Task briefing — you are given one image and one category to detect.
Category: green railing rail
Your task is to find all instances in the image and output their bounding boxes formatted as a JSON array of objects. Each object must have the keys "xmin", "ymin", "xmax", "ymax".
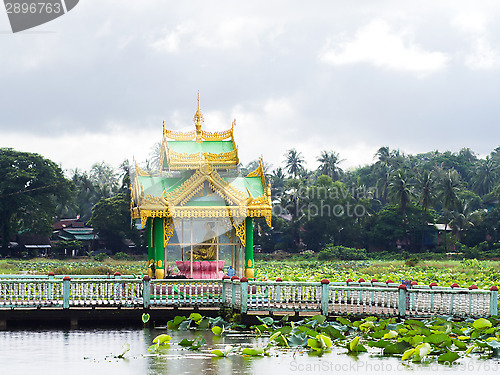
[{"xmin": 0, "ymin": 276, "xmax": 497, "ymax": 318}]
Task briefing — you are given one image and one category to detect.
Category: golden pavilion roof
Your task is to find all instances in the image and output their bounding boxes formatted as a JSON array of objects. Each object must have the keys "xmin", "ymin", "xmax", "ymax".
[{"xmin": 130, "ymin": 98, "xmax": 272, "ymax": 230}]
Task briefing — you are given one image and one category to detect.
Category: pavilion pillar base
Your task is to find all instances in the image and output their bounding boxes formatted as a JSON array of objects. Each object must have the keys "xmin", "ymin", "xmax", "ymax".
[{"xmin": 155, "ymin": 269, "xmax": 165, "ymax": 279}]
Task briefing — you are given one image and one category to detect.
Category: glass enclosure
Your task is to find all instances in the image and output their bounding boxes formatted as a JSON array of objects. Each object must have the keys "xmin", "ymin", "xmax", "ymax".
[{"xmin": 165, "ymin": 218, "xmax": 244, "ymax": 278}]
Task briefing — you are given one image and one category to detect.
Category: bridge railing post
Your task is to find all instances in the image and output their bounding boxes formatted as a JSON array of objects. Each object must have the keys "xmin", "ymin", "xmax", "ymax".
[
  {"xmin": 114, "ymin": 272, "xmax": 121, "ymax": 304},
  {"xmin": 221, "ymin": 276, "xmax": 230, "ymax": 305},
  {"xmin": 48, "ymin": 272, "xmax": 55, "ymax": 301},
  {"xmin": 398, "ymin": 284, "xmax": 407, "ymax": 317},
  {"xmin": 231, "ymin": 276, "xmax": 239, "ymax": 310},
  {"xmin": 63, "ymin": 276, "xmax": 71, "ymax": 309},
  {"xmin": 240, "ymin": 277, "xmax": 248, "ymax": 313},
  {"xmin": 143, "ymin": 276, "xmax": 151, "ymax": 309},
  {"xmin": 320, "ymin": 279, "xmax": 330, "ymax": 315},
  {"xmin": 275, "ymin": 278, "xmax": 283, "ymax": 307},
  {"xmin": 490, "ymin": 286, "xmax": 498, "ymax": 316}
]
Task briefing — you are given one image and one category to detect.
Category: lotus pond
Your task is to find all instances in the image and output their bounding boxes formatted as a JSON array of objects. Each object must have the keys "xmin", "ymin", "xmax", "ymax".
[{"xmin": 2, "ymin": 313, "xmax": 500, "ymax": 375}]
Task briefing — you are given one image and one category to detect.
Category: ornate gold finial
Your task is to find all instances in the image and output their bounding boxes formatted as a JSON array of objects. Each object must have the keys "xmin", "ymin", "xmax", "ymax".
[
  {"xmin": 194, "ymin": 92, "xmax": 204, "ymax": 143},
  {"xmin": 162, "ymin": 120, "xmax": 165, "ymax": 135}
]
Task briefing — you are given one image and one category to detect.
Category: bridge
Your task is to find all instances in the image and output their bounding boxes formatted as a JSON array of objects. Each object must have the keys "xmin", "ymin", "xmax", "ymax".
[{"xmin": 0, "ymin": 274, "xmax": 497, "ymax": 327}]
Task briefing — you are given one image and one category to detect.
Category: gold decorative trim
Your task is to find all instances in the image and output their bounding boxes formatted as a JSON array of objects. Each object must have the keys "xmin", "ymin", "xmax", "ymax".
[
  {"xmin": 163, "ymin": 216, "xmax": 175, "ymax": 248},
  {"xmin": 164, "ymin": 129, "xmax": 196, "ymax": 141},
  {"xmin": 201, "ymin": 129, "xmax": 232, "ymax": 141},
  {"xmin": 231, "ymin": 218, "xmax": 246, "ymax": 247},
  {"xmin": 134, "ymin": 159, "xmax": 150, "ymax": 176},
  {"xmin": 165, "ymin": 148, "xmax": 239, "ymax": 169},
  {"xmin": 246, "ymin": 156, "xmax": 267, "ymax": 193}
]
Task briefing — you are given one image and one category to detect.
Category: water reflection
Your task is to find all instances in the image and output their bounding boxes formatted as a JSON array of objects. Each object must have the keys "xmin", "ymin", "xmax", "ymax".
[{"xmin": 0, "ymin": 328, "xmax": 498, "ymax": 375}]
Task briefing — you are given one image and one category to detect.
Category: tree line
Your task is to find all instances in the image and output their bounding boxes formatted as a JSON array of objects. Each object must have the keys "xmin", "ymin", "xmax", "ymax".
[
  {"xmin": 256, "ymin": 146, "xmax": 500, "ymax": 256},
  {"xmin": 2, "ymin": 144, "xmax": 500, "ymax": 257}
]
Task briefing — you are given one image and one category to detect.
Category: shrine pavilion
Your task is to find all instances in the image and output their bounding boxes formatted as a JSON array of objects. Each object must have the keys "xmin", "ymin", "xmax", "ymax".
[{"xmin": 130, "ymin": 98, "xmax": 272, "ymax": 279}]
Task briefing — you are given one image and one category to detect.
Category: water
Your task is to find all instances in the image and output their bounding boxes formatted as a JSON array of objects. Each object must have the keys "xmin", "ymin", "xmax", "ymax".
[{"xmin": 0, "ymin": 328, "xmax": 499, "ymax": 375}]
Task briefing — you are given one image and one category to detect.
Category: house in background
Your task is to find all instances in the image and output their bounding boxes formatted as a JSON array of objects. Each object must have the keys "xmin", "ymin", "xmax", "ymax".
[{"xmin": 52, "ymin": 218, "xmax": 98, "ymax": 255}]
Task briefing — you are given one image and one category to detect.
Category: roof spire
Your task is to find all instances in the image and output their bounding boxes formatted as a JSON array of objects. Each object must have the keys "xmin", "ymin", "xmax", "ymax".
[{"xmin": 194, "ymin": 92, "xmax": 204, "ymax": 143}]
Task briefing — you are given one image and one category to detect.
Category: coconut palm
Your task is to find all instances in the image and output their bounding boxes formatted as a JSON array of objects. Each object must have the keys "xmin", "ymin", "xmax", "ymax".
[
  {"xmin": 416, "ymin": 170, "xmax": 435, "ymax": 250},
  {"xmin": 284, "ymin": 149, "xmax": 305, "ymax": 179},
  {"xmin": 472, "ymin": 156, "xmax": 498, "ymax": 196},
  {"xmin": 388, "ymin": 169, "xmax": 414, "ymax": 250},
  {"xmin": 437, "ymin": 169, "xmax": 462, "ymax": 251},
  {"xmin": 438, "ymin": 169, "xmax": 461, "ymax": 212},
  {"xmin": 374, "ymin": 146, "xmax": 391, "ymax": 165},
  {"xmin": 148, "ymin": 142, "xmax": 162, "ymax": 171},
  {"xmin": 90, "ymin": 161, "xmax": 119, "ymax": 199},
  {"xmin": 449, "ymin": 198, "xmax": 480, "ymax": 243},
  {"xmin": 317, "ymin": 150, "xmax": 344, "ymax": 181}
]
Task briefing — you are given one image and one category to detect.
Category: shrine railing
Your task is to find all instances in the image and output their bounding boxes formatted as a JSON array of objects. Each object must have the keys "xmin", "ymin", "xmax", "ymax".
[{"xmin": 0, "ymin": 276, "xmax": 497, "ymax": 318}]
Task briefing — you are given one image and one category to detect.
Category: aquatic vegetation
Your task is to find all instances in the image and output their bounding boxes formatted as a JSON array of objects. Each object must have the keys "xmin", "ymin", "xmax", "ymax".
[
  {"xmin": 254, "ymin": 259, "xmax": 500, "ymax": 289},
  {"xmin": 211, "ymin": 345, "xmax": 236, "ymax": 357},
  {"xmin": 144, "ymin": 312, "xmax": 500, "ymax": 365},
  {"xmin": 179, "ymin": 335, "xmax": 206, "ymax": 350},
  {"xmin": 149, "ymin": 334, "xmax": 171, "ymax": 353}
]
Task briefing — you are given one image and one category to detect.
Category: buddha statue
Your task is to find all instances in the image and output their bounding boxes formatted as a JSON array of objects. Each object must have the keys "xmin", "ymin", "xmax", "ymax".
[{"xmin": 186, "ymin": 222, "xmax": 217, "ymax": 260}]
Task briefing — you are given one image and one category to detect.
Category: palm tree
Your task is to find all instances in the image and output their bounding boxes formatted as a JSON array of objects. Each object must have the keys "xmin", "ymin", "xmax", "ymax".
[
  {"xmin": 148, "ymin": 142, "xmax": 162, "ymax": 171},
  {"xmin": 317, "ymin": 150, "xmax": 344, "ymax": 181},
  {"xmin": 472, "ymin": 156, "xmax": 498, "ymax": 196},
  {"xmin": 374, "ymin": 146, "xmax": 391, "ymax": 165},
  {"xmin": 388, "ymin": 169, "xmax": 414, "ymax": 250},
  {"xmin": 449, "ymin": 198, "xmax": 479, "ymax": 243},
  {"xmin": 438, "ymin": 169, "xmax": 461, "ymax": 212},
  {"xmin": 388, "ymin": 170, "xmax": 414, "ymax": 213},
  {"xmin": 90, "ymin": 162, "xmax": 119, "ymax": 199},
  {"xmin": 417, "ymin": 170, "xmax": 435, "ymax": 250},
  {"xmin": 271, "ymin": 167, "xmax": 285, "ymax": 199},
  {"xmin": 437, "ymin": 169, "xmax": 461, "ymax": 251},
  {"xmin": 284, "ymin": 149, "xmax": 305, "ymax": 179}
]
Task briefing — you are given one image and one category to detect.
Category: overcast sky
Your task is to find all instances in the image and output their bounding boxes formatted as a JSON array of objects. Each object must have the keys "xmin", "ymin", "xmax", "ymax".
[{"xmin": 2, "ymin": 0, "xmax": 500, "ymax": 176}]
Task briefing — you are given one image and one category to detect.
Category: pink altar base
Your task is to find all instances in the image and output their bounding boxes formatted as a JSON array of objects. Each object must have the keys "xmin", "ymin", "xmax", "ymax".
[{"xmin": 175, "ymin": 260, "xmax": 225, "ymax": 279}]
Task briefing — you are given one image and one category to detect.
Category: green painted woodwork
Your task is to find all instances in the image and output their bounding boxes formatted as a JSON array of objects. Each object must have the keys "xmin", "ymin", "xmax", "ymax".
[
  {"xmin": 153, "ymin": 218, "xmax": 165, "ymax": 278},
  {"xmin": 138, "ymin": 175, "xmax": 266, "ymax": 205},
  {"xmin": 245, "ymin": 217, "xmax": 254, "ymax": 278},
  {"xmin": 147, "ymin": 218, "xmax": 154, "ymax": 277},
  {"xmin": 225, "ymin": 176, "xmax": 266, "ymax": 197}
]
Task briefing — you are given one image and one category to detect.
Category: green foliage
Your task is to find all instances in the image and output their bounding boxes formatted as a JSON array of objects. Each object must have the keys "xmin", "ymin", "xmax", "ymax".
[
  {"xmin": 148, "ymin": 334, "xmax": 171, "ymax": 353},
  {"xmin": 211, "ymin": 345, "xmax": 235, "ymax": 357},
  {"xmin": 93, "ymin": 253, "xmax": 108, "ymax": 262},
  {"xmin": 51, "ymin": 240, "xmax": 84, "ymax": 258},
  {"xmin": 0, "ymin": 148, "xmax": 72, "ymax": 256},
  {"xmin": 115, "ymin": 343, "xmax": 131, "ymax": 359},
  {"xmin": 89, "ymin": 192, "xmax": 138, "ymax": 252},
  {"xmin": 113, "ymin": 252, "xmax": 132, "ymax": 261},
  {"xmin": 178, "ymin": 335, "xmax": 206, "ymax": 350},
  {"xmin": 318, "ymin": 245, "xmax": 367, "ymax": 261},
  {"xmin": 405, "ymin": 256, "xmax": 420, "ymax": 267}
]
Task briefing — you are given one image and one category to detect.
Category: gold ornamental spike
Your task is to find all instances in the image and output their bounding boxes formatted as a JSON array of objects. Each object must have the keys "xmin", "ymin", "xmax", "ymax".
[{"xmin": 194, "ymin": 92, "xmax": 204, "ymax": 143}]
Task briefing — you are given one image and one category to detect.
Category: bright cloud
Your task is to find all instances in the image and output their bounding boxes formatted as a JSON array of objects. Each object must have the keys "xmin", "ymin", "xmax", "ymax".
[
  {"xmin": 318, "ymin": 20, "xmax": 449, "ymax": 77},
  {"xmin": 465, "ymin": 37, "xmax": 500, "ymax": 70}
]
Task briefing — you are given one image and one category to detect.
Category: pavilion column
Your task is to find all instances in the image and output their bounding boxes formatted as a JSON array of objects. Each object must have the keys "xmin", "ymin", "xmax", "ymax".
[
  {"xmin": 153, "ymin": 217, "xmax": 165, "ymax": 279},
  {"xmin": 147, "ymin": 218, "xmax": 155, "ymax": 278},
  {"xmin": 244, "ymin": 217, "xmax": 254, "ymax": 279}
]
